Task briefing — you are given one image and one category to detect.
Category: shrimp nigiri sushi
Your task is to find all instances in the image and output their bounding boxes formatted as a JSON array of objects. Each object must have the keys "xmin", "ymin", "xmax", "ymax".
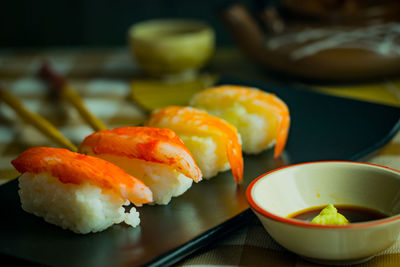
[
  {"xmin": 190, "ymin": 85, "xmax": 290, "ymax": 157},
  {"xmin": 11, "ymin": 147, "xmax": 152, "ymax": 234},
  {"xmin": 147, "ymin": 106, "xmax": 243, "ymax": 184},
  {"xmin": 79, "ymin": 127, "xmax": 202, "ymax": 205}
]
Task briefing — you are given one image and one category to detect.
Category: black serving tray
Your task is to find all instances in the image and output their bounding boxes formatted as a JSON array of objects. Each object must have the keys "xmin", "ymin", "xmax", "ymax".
[{"xmin": 1, "ymin": 78, "xmax": 399, "ymax": 267}]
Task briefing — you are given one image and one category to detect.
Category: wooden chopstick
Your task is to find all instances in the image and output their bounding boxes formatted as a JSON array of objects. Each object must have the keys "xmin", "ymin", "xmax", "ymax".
[
  {"xmin": 39, "ymin": 61, "xmax": 108, "ymax": 131},
  {"xmin": 0, "ymin": 86, "xmax": 78, "ymax": 152}
]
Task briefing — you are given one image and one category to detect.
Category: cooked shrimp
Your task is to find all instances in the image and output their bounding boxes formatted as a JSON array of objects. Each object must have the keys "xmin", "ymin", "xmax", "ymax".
[
  {"xmin": 147, "ymin": 106, "xmax": 243, "ymax": 184},
  {"xmin": 11, "ymin": 147, "xmax": 152, "ymax": 206},
  {"xmin": 79, "ymin": 127, "xmax": 202, "ymax": 204},
  {"xmin": 190, "ymin": 85, "xmax": 290, "ymax": 157}
]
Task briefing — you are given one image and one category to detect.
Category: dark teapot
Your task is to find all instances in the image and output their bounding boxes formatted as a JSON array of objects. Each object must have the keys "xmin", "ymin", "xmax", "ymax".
[{"xmin": 220, "ymin": 1, "xmax": 400, "ymax": 81}]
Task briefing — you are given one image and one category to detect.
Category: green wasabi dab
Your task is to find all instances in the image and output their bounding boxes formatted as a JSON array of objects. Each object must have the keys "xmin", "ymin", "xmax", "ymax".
[{"xmin": 311, "ymin": 204, "xmax": 349, "ymax": 225}]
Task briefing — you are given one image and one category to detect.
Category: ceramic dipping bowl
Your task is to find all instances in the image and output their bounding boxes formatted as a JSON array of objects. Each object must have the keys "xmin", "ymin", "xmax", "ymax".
[
  {"xmin": 128, "ymin": 19, "xmax": 215, "ymax": 78},
  {"xmin": 246, "ymin": 161, "xmax": 400, "ymax": 265}
]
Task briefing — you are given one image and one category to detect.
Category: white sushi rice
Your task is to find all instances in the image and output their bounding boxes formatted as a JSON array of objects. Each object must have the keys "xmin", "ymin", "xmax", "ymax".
[
  {"xmin": 18, "ymin": 172, "xmax": 140, "ymax": 234},
  {"xmin": 208, "ymin": 106, "xmax": 272, "ymax": 154},
  {"xmin": 233, "ymin": 113, "xmax": 270, "ymax": 154},
  {"xmin": 88, "ymin": 154, "xmax": 193, "ymax": 205},
  {"xmin": 180, "ymin": 135, "xmax": 230, "ymax": 179}
]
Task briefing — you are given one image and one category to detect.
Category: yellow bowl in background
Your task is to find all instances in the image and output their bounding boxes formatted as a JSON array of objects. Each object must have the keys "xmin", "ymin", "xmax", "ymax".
[{"xmin": 128, "ymin": 19, "xmax": 215, "ymax": 77}]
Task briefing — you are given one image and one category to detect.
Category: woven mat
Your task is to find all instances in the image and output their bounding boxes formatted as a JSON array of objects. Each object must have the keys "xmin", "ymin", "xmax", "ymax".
[
  {"xmin": 1, "ymin": 48, "xmax": 400, "ymax": 267},
  {"xmin": 0, "ymin": 48, "xmax": 148, "ymax": 181}
]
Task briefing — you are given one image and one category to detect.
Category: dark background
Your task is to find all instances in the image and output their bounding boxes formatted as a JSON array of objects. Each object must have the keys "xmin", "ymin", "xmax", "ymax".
[{"xmin": 0, "ymin": 0, "xmax": 259, "ymax": 48}]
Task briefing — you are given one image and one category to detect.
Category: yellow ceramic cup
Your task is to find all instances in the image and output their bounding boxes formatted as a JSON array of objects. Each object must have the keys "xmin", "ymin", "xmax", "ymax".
[{"xmin": 128, "ymin": 19, "xmax": 215, "ymax": 78}]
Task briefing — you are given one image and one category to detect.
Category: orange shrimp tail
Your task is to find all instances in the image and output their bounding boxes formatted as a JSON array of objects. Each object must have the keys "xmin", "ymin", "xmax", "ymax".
[
  {"xmin": 274, "ymin": 114, "xmax": 290, "ymax": 158},
  {"xmin": 202, "ymin": 112, "xmax": 244, "ymax": 184},
  {"xmin": 226, "ymin": 141, "xmax": 244, "ymax": 184},
  {"xmin": 11, "ymin": 147, "xmax": 153, "ymax": 205},
  {"xmin": 272, "ymin": 97, "xmax": 290, "ymax": 158}
]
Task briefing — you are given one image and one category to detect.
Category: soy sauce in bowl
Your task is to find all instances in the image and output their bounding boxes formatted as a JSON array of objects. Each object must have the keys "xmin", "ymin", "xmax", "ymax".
[{"xmin": 288, "ymin": 205, "xmax": 389, "ymax": 223}]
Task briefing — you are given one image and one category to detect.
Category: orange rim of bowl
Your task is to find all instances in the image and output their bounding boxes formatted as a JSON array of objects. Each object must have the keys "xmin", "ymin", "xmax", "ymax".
[{"xmin": 246, "ymin": 160, "xmax": 400, "ymax": 229}]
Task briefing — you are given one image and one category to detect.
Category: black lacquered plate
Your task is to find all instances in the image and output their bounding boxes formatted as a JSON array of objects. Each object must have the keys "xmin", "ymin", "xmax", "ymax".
[{"xmin": 1, "ymin": 78, "xmax": 399, "ymax": 267}]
